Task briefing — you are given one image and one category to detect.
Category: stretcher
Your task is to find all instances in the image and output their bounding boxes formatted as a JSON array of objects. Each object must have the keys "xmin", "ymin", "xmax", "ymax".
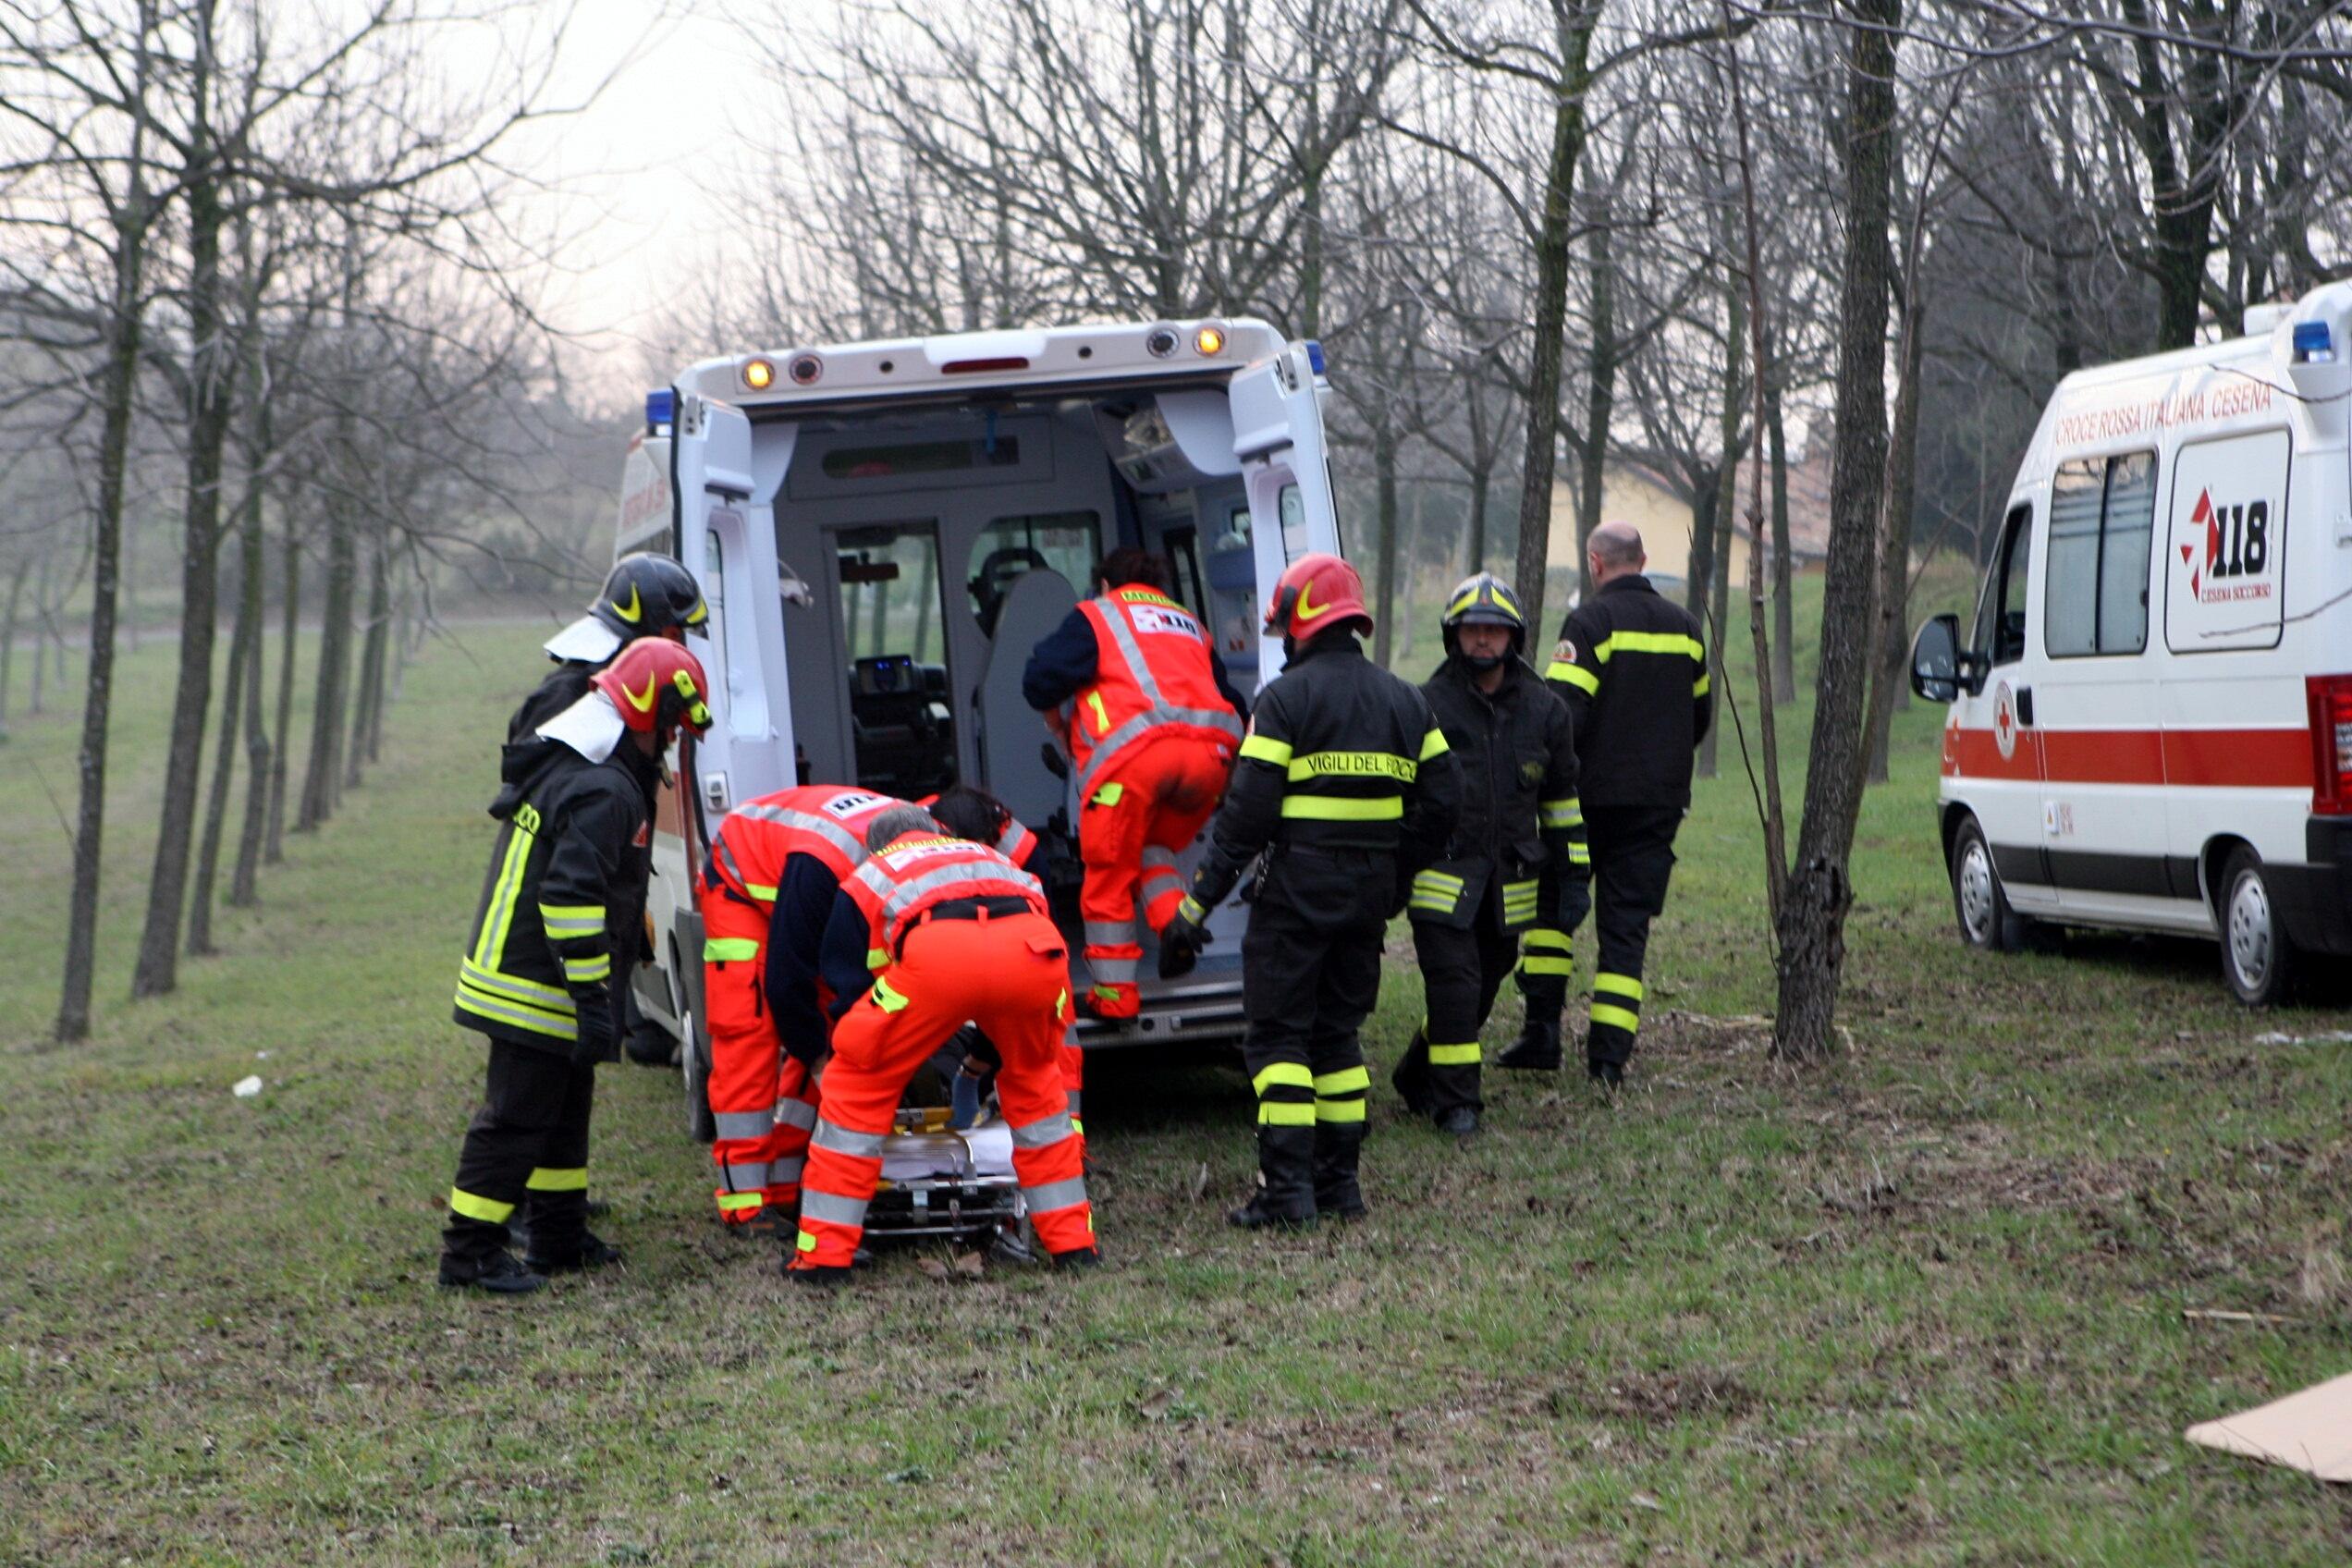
[{"xmin": 862, "ymin": 1104, "xmax": 1035, "ymax": 1256}]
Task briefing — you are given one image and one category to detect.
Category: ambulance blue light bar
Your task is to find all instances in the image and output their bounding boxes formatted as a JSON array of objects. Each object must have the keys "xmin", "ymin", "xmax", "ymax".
[
  {"xmin": 2292, "ymin": 321, "xmax": 2334, "ymax": 363},
  {"xmin": 645, "ymin": 388, "xmax": 676, "ymax": 429},
  {"xmin": 1305, "ymin": 340, "xmax": 1327, "ymax": 376}
]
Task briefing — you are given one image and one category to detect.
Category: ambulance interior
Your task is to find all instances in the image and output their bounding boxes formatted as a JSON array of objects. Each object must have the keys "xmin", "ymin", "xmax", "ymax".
[{"xmin": 755, "ymin": 386, "xmax": 1268, "ymax": 991}]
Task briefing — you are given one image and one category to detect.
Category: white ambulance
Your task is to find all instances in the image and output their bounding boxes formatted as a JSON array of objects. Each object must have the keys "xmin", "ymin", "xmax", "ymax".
[
  {"xmin": 610, "ymin": 321, "xmax": 1341, "ymax": 1133},
  {"xmin": 1911, "ymin": 280, "xmax": 2352, "ymax": 1004}
]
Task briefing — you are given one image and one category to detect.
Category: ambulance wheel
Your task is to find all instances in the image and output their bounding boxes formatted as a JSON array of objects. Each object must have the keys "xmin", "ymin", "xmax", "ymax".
[
  {"xmin": 1951, "ymin": 816, "xmax": 2029, "ymax": 953},
  {"xmin": 2219, "ymin": 849, "xmax": 2296, "ymax": 1007},
  {"xmin": 680, "ymin": 1002, "xmax": 717, "ymax": 1145}
]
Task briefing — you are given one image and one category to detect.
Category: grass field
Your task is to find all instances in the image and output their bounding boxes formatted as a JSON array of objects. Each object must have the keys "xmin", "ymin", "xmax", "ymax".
[{"xmin": 3, "ymin": 579, "xmax": 2350, "ymax": 1566}]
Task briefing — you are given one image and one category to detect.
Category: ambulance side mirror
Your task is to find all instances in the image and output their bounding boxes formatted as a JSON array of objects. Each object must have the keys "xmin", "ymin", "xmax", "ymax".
[{"xmin": 1910, "ymin": 615, "xmax": 1963, "ymax": 704}]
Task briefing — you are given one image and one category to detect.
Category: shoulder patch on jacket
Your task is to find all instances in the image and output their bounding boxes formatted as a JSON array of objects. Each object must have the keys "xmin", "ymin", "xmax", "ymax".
[{"xmin": 1554, "ymin": 638, "xmax": 1576, "ymax": 665}]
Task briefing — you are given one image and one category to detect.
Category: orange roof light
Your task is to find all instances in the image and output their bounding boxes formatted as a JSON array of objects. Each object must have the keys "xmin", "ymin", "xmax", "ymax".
[
  {"xmin": 743, "ymin": 358, "xmax": 776, "ymax": 391},
  {"xmin": 1194, "ymin": 325, "xmax": 1226, "ymax": 356}
]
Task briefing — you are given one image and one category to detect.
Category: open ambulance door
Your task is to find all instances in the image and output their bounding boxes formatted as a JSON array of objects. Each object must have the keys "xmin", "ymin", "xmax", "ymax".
[{"xmin": 1228, "ymin": 340, "xmax": 1342, "ymax": 690}]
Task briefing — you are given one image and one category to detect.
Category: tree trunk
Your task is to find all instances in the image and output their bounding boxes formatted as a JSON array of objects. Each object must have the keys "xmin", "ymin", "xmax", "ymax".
[
  {"xmin": 1465, "ymin": 467, "xmax": 1490, "ymax": 576},
  {"xmin": 229, "ymin": 325, "xmax": 275, "ymax": 907},
  {"xmin": 1372, "ymin": 427, "xmax": 1401, "ymax": 669},
  {"xmin": 264, "ymin": 515, "xmax": 300, "ymax": 864},
  {"xmin": 347, "ymin": 528, "xmax": 389, "ymax": 786},
  {"xmin": 58, "ymin": 185, "xmax": 153, "ymax": 1044},
  {"xmin": 187, "ymin": 525, "xmax": 256, "ymax": 957},
  {"xmin": 1772, "ymin": 0, "xmax": 1899, "ymax": 1064},
  {"xmin": 1768, "ymin": 371, "xmax": 1795, "ymax": 704},
  {"xmin": 1867, "ymin": 298, "xmax": 1929, "ymax": 785},
  {"xmin": 0, "ymin": 557, "xmax": 27, "ymax": 737},
  {"xmin": 1699, "ymin": 270, "xmax": 1746, "ymax": 781},
  {"xmin": 131, "ymin": 77, "xmax": 232, "ymax": 1000},
  {"xmin": 1508, "ymin": 17, "xmax": 1599, "ymax": 644},
  {"xmin": 1684, "ymin": 480, "xmax": 1719, "ymax": 619},
  {"xmin": 29, "ymin": 556, "xmax": 51, "ymax": 716},
  {"xmin": 297, "ymin": 489, "xmax": 356, "ymax": 830},
  {"xmin": 1575, "ymin": 208, "xmax": 1616, "ymax": 605}
]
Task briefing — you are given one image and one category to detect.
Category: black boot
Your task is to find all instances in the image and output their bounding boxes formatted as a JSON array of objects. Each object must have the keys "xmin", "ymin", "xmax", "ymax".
[
  {"xmin": 1497, "ymin": 1017, "xmax": 1562, "ymax": 1072},
  {"xmin": 1390, "ymin": 1030, "xmax": 1434, "ymax": 1116},
  {"xmin": 437, "ymin": 1249, "xmax": 546, "ymax": 1294},
  {"xmin": 524, "ymin": 1229, "xmax": 622, "ymax": 1275},
  {"xmin": 1312, "ymin": 1122, "xmax": 1368, "ymax": 1221},
  {"xmin": 1228, "ymin": 1125, "xmax": 1317, "ymax": 1230}
]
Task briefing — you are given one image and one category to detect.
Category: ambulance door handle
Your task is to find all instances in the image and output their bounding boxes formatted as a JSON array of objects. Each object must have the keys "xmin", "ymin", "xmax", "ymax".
[{"xmin": 2015, "ymin": 687, "xmax": 2035, "ymax": 727}]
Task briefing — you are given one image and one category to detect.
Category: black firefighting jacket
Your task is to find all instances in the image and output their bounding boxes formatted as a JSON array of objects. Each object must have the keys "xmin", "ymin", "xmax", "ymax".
[
  {"xmin": 1187, "ymin": 631, "xmax": 1461, "ymax": 911},
  {"xmin": 451, "ymin": 725, "xmax": 658, "ymax": 1057},
  {"xmin": 506, "ymin": 661, "xmax": 595, "ymax": 743},
  {"xmin": 1408, "ymin": 655, "xmax": 1586, "ymax": 932},
  {"xmin": 1543, "ymin": 574, "xmax": 1712, "ymax": 809}
]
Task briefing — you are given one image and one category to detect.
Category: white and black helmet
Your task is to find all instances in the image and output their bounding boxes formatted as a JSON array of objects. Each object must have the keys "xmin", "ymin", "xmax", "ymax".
[{"xmin": 1440, "ymin": 571, "xmax": 1526, "ymax": 658}]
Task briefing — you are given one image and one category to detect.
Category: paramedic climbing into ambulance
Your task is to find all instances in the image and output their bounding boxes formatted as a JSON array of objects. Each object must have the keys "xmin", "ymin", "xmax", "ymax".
[
  {"xmin": 1159, "ymin": 552, "xmax": 1458, "ymax": 1228},
  {"xmin": 1397, "ymin": 573, "xmax": 1585, "ymax": 1137},
  {"xmin": 1503, "ymin": 521, "xmax": 1709, "ymax": 1086},
  {"xmin": 790, "ymin": 806, "xmax": 1096, "ymax": 1284},
  {"xmin": 1022, "ymin": 546, "xmax": 1247, "ymax": 1018},
  {"xmin": 438, "ymin": 638, "xmax": 713, "ymax": 1294}
]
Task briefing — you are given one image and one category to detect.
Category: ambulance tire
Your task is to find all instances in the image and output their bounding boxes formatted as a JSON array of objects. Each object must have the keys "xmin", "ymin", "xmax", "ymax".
[
  {"xmin": 2218, "ymin": 848, "xmax": 2297, "ymax": 1008},
  {"xmin": 1950, "ymin": 816, "xmax": 2031, "ymax": 954}
]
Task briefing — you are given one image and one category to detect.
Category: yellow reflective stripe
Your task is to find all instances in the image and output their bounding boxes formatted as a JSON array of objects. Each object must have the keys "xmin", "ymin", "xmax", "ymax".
[
  {"xmin": 474, "ymin": 821, "xmax": 534, "ymax": 965},
  {"xmin": 1538, "ymin": 798, "xmax": 1583, "ymax": 827},
  {"xmin": 1280, "ymin": 795, "xmax": 1403, "ymax": 821},
  {"xmin": 1547, "ymin": 661, "xmax": 1601, "ymax": 695},
  {"xmin": 562, "ymin": 954, "xmax": 611, "ymax": 984},
  {"xmin": 872, "ymin": 974, "xmax": 909, "ymax": 1013},
  {"xmin": 1285, "ymin": 751, "xmax": 1415, "ymax": 782},
  {"xmin": 1407, "ymin": 898, "xmax": 1457, "ymax": 913},
  {"xmin": 1594, "ymin": 973, "xmax": 1645, "ymax": 1001},
  {"xmin": 1413, "ymin": 870, "xmax": 1464, "ymax": 891},
  {"xmin": 1567, "ymin": 845, "xmax": 1591, "ymax": 864},
  {"xmin": 1427, "ymin": 1041, "xmax": 1481, "ymax": 1066},
  {"xmin": 1257, "ymin": 1102, "xmax": 1317, "ymax": 1126},
  {"xmin": 1252, "ymin": 1061, "xmax": 1313, "ymax": 1096},
  {"xmin": 1693, "ymin": 671, "xmax": 1712, "ymax": 696},
  {"xmin": 1238, "ymin": 733, "xmax": 1293, "ymax": 766},
  {"xmin": 747, "ymin": 884, "xmax": 778, "ymax": 902},
  {"xmin": 1593, "ymin": 630, "xmax": 1705, "ymax": 661},
  {"xmin": 1312, "ymin": 1098, "xmax": 1367, "ymax": 1123},
  {"xmin": 1176, "ymin": 897, "xmax": 1207, "ymax": 925},
  {"xmin": 449, "ymin": 1187, "xmax": 515, "ymax": 1223},
  {"xmin": 1312, "ymin": 1066, "xmax": 1370, "ymax": 1096},
  {"xmin": 704, "ymin": 937, "xmax": 760, "ymax": 962},
  {"xmin": 1521, "ymin": 955, "xmax": 1575, "ymax": 975},
  {"xmin": 1591, "ymin": 1004, "xmax": 1641, "ymax": 1033},
  {"xmin": 1523, "ymin": 928, "xmax": 1573, "ymax": 952},
  {"xmin": 717, "ymin": 1191, "xmax": 764, "ymax": 1213},
  {"xmin": 460, "ymin": 957, "xmax": 571, "ymax": 1010},
  {"xmin": 454, "ymin": 983, "xmax": 577, "ymax": 1040},
  {"xmin": 865, "ymin": 947, "xmax": 889, "ymax": 971},
  {"xmin": 796, "ymin": 1230, "xmax": 818, "ymax": 1253},
  {"xmin": 539, "ymin": 903, "xmax": 606, "ymax": 937},
  {"xmin": 1418, "ymin": 728, "xmax": 1450, "ymax": 761},
  {"xmin": 1092, "ymin": 782, "xmax": 1125, "ymax": 806},
  {"xmin": 526, "ymin": 1167, "xmax": 588, "ymax": 1192}
]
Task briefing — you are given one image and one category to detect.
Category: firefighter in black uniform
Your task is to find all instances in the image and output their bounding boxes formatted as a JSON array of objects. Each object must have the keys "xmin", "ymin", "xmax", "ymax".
[
  {"xmin": 1501, "ymin": 521, "xmax": 1710, "ymax": 1086},
  {"xmin": 507, "ymin": 553, "xmax": 709, "ymax": 741},
  {"xmin": 1394, "ymin": 573, "xmax": 1586, "ymax": 1136},
  {"xmin": 438, "ymin": 638, "xmax": 714, "ymax": 1294},
  {"xmin": 508, "ymin": 553, "xmax": 708, "ymax": 1072},
  {"xmin": 1160, "ymin": 553, "xmax": 1459, "ymax": 1228}
]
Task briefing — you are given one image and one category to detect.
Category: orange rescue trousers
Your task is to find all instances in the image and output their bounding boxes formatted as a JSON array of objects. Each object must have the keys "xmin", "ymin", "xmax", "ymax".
[
  {"xmin": 793, "ymin": 912, "xmax": 1092, "ymax": 1269},
  {"xmin": 1078, "ymin": 734, "xmax": 1228, "ymax": 1017},
  {"xmin": 699, "ymin": 890, "xmax": 822, "ymax": 1226}
]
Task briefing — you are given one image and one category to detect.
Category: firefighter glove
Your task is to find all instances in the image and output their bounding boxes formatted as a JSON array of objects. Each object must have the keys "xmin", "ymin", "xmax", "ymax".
[
  {"xmin": 1160, "ymin": 897, "xmax": 1213, "ymax": 976},
  {"xmin": 570, "ymin": 985, "xmax": 619, "ymax": 1068},
  {"xmin": 1039, "ymin": 741, "xmax": 1070, "ymax": 780}
]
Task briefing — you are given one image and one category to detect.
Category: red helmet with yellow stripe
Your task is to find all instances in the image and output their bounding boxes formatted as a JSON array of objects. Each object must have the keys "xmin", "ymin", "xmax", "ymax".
[
  {"xmin": 593, "ymin": 638, "xmax": 714, "ymax": 739},
  {"xmin": 1265, "ymin": 552, "xmax": 1369, "ymax": 643}
]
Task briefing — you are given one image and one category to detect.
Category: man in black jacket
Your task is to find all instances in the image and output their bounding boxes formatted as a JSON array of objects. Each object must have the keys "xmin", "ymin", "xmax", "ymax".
[
  {"xmin": 438, "ymin": 639, "xmax": 713, "ymax": 1294},
  {"xmin": 1502, "ymin": 521, "xmax": 1710, "ymax": 1086},
  {"xmin": 1396, "ymin": 574, "xmax": 1586, "ymax": 1137},
  {"xmin": 1160, "ymin": 554, "xmax": 1459, "ymax": 1229}
]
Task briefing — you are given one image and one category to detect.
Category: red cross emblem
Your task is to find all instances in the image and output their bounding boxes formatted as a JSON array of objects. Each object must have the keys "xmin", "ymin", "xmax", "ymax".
[{"xmin": 1992, "ymin": 682, "xmax": 2018, "ymax": 760}]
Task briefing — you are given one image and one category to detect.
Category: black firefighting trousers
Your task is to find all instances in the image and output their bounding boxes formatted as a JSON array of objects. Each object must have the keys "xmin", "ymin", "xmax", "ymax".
[
  {"xmin": 1238, "ymin": 845, "xmax": 1386, "ymax": 1135},
  {"xmin": 1518, "ymin": 804, "xmax": 1681, "ymax": 1069},
  {"xmin": 443, "ymin": 1039, "xmax": 595, "ymax": 1262},
  {"xmin": 1400, "ymin": 882, "xmax": 1519, "ymax": 1116}
]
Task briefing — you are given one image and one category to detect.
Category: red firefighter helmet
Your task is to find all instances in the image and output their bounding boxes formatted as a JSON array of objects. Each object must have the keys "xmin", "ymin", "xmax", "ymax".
[
  {"xmin": 1265, "ymin": 552, "xmax": 1370, "ymax": 643},
  {"xmin": 593, "ymin": 637, "xmax": 714, "ymax": 738}
]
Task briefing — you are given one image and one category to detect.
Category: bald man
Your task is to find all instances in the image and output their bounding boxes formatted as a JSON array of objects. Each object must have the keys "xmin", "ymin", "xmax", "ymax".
[{"xmin": 1500, "ymin": 522, "xmax": 1710, "ymax": 1086}]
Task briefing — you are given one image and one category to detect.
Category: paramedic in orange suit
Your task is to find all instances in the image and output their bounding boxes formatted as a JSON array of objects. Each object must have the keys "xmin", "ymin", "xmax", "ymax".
[
  {"xmin": 1021, "ymin": 546, "xmax": 1247, "ymax": 1018},
  {"xmin": 788, "ymin": 805, "xmax": 1096, "ymax": 1285}
]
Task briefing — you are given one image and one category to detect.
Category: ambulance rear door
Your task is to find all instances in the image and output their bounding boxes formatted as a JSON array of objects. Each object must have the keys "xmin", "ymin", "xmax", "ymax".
[{"xmin": 1228, "ymin": 340, "xmax": 1341, "ymax": 687}]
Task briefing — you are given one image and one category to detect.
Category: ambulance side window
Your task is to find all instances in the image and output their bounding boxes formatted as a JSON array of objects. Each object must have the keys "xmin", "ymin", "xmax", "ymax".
[
  {"xmin": 1978, "ymin": 504, "xmax": 2032, "ymax": 667},
  {"xmin": 2045, "ymin": 451, "xmax": 2156, "ymax": 658}
]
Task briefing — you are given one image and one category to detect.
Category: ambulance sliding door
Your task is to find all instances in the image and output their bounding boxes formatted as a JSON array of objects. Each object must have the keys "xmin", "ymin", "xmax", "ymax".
[{"xmin": 1228, "ymin": 341, "xmax": 1340, "ymax": 688}]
